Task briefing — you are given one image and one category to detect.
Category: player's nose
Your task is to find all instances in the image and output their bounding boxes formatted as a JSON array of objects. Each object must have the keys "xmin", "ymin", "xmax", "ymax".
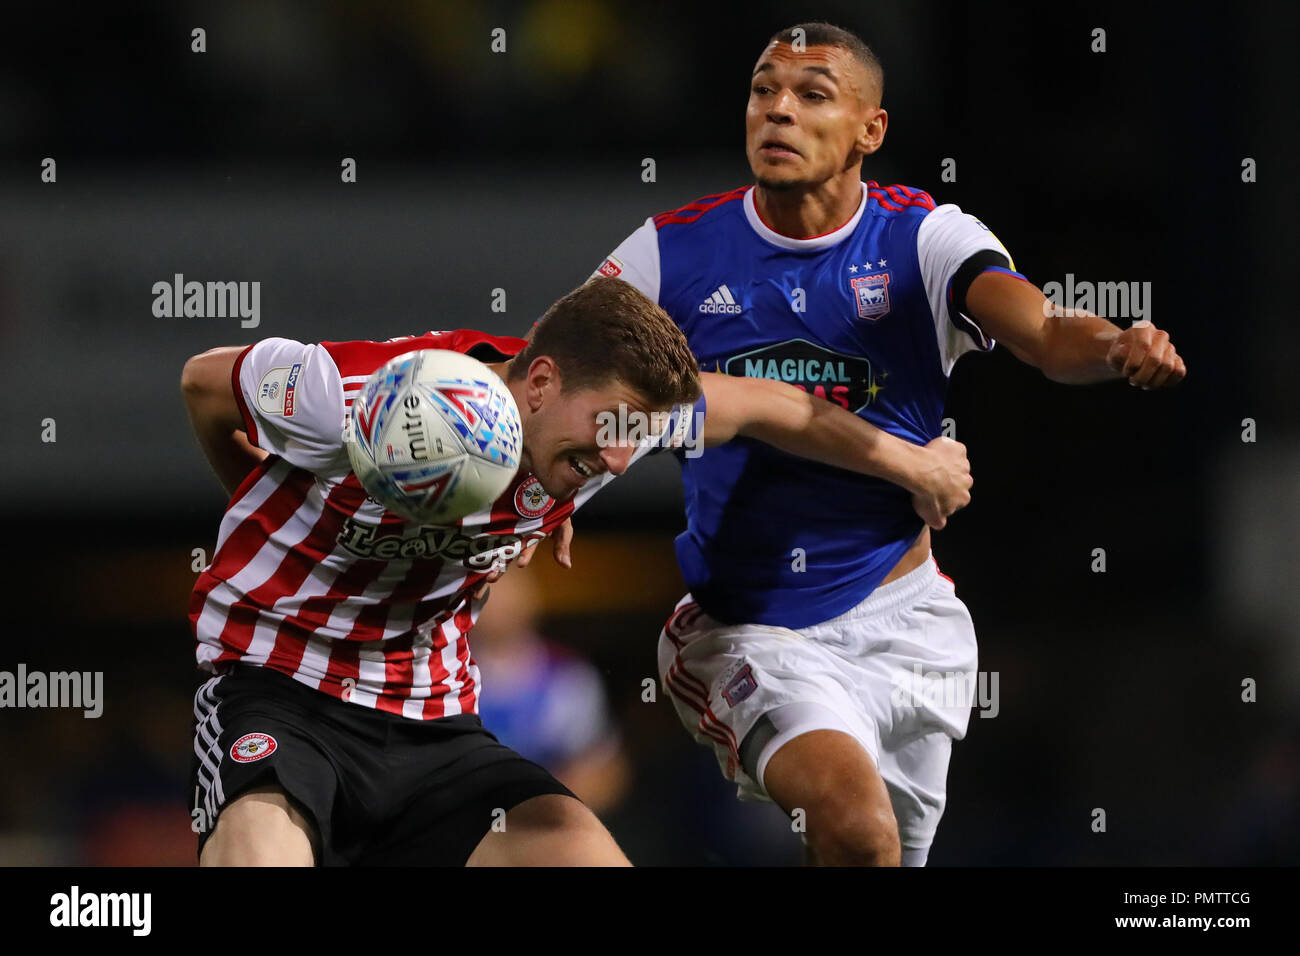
[
  {"xmin": 599, "ymin": 444, "xmax": 635, "ymax": 477},
  {"xmin": 767, "ymin": 90, "xmax": 798, "ymax": 121}
]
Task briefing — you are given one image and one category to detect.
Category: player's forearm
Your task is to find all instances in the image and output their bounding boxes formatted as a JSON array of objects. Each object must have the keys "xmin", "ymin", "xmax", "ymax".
[
  {"xmin": 966, "ymin": 271, "xmax": 1123, "ymax": 385},
  {"xmin": 1036, "ymin": 311, "xmax": 1127, "ymax": 384},
  {"xmin": 734, "ymin": 378, "xmax": 927, "ymax": 492},
  {"xmin": 190, "ymin": 417, "xmax": 268, "ymax": 496},
  {"xmin": 182, "ymin": 349, "xmax": 268, "ymax": 495}
]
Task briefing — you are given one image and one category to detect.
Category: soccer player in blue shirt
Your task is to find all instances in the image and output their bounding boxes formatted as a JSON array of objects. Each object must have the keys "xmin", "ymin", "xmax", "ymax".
[{"xmin": 592, "ymin": 22, "xmax": 1186, "ymax": 866}]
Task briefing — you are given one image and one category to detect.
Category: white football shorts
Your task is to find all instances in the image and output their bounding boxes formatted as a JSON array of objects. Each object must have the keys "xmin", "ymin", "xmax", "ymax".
[{"xmin": 657, "ymin": 555, "xmax": 978, "ymax": 857}]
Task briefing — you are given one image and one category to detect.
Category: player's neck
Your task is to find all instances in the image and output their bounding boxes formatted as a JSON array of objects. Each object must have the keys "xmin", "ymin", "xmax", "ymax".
[
  {"xmin": 753, "ymin": 175, "xmax": 863, "ymax": 239},
  {"xmin": 490, "ymin": 361, "xmax": 525, "ymax": 415},
  {"xmin": 490, "ymin": 360, "xmax": 527, "ymax": 422}
]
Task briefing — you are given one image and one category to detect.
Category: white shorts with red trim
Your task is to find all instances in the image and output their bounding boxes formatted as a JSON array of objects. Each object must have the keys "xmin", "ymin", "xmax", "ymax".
[{"xmin": 657, "ymin": 555, "xmax": 978, "ymax": 852}]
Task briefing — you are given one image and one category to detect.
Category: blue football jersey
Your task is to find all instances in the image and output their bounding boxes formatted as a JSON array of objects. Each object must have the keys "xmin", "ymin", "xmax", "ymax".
[{"xmin": 597, "ymin": 181, "xmax": 1014, "ymax": 628}]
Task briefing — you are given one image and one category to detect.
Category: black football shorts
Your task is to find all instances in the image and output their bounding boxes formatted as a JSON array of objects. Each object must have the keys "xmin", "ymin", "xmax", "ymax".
[{"xmin": 189, "ymin": 662, "xmax": 574, "ymax": 865}]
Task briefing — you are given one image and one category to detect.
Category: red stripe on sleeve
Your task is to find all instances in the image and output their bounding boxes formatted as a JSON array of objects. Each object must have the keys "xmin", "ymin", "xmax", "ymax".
[{"xmin": 231, "ymin": 344, "xmax": 259, "ymax": 447}]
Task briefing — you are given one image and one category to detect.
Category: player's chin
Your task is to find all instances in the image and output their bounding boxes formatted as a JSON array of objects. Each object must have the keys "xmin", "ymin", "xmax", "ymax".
[
  {"xmin": 751, "ymin": 165, "xmax": 810, "ymax": 191},
  {"xmin": 536, "ymin": 468, "xmax": 582, "ymax": 502}
]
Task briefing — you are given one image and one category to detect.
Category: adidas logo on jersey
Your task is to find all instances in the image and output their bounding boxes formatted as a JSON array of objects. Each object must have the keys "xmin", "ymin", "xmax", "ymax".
[{"xmin": 699, "ymin": 284, "xmax": 742, "ymax": 315}]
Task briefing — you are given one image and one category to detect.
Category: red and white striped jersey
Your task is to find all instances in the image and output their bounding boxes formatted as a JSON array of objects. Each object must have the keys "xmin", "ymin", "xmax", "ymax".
[{"xmin": 189, "ymin": 330, "xmax": 699, "ymax": 720}]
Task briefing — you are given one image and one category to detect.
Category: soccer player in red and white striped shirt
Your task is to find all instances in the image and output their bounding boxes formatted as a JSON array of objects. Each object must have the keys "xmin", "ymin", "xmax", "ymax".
[{"xmin": 182, "ymin": 277, "xmax": 973, "ymax": 866}]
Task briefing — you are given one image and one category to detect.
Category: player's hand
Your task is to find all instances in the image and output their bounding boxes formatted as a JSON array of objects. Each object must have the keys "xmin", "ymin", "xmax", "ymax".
[
  {"xmin": 1105, "ymin": 321, "xmax": 1186, "ymax": 389},
  {"xmin": 514, "ymin": 520, "xmax": 573, "ymax": 570},
  {"xmin": 475, "ymin": 520, "xmax": 573, "ymax": 598},
  {"xmin": 549, "ymin": 518, "xmax": 573, "ymax": 569},
  {"xmin": 513, "ymin": 518, "xmax": 574, "ymax": 571},
  {"xmin": 515, "ymin": 538, "xmax": 541, "ymax": 570},
  {"xmin": 472, "ymin": 534, "xmax": 543, "ymax": 600},
  {"xmin": 471, "ymin": 561, "xmax": 506, "ymax": 600},
  {"xmin": 910, "ymin": 437, "xmax": 972, "ymax": 530}
]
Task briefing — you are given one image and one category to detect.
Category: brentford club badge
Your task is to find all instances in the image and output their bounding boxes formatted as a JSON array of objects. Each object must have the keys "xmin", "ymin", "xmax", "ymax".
[
  {"xmin": 851, "ymin": 272, "xmax": 892, "ymax": 320},
  {"xmin": 514, "ymin": 476, "xmax": 554, "ymax": 519},
  {"xmin": 230, "ymin": 732, "xmax": 278, "ymax": 763}
]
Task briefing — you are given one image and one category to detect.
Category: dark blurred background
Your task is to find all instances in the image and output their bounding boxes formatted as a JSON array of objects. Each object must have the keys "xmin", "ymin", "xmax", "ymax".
[{"xmin": 0, "ymin": 0, "xmax": 1295, "ymax": 865}]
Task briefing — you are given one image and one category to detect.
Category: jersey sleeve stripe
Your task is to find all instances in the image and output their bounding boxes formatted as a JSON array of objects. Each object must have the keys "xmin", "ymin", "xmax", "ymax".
[
  {"xmin": 867, "ymin": 181, "xmax": 936, "ymax": 212},
  {"xmin": 979, "ymin": 265, "xmax": 1030, "ymax": 283},
  {"xmin": 231, "ymin": 344, "xmax": 260, "ymax": 448},
  {"xmin": 653, "ymin": 186, "xmax": 749, "ymax": 228},
  {"xmin": 891, "ymin": 183, "xmax": 937, "ymax": 209},
  {"xmin": 868, "ymin": 188, "xmax": 905, "ymax": 212}
]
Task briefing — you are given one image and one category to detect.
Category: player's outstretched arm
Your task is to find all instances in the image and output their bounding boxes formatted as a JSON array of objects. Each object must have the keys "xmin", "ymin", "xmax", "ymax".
[
  {"xmin": 698, "ymin": 372, "xmax": 972, "ymax": 529},
  {"xmin": 181, "ymin": 346, "xmax": 269, "ymax": 495},
  {"xmin": 965, "ymin": 271, "xmax": 1187, "ymax": 387}
]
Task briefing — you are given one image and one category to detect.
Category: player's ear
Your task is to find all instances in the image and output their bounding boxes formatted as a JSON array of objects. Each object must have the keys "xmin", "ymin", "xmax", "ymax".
[
  {"xmin": 857, "ymin": 107, "xmax": 887, "ymax": 157},
  {"xmin": 525, "ymin": 356, "xmax": 559, "ymax": 411}
]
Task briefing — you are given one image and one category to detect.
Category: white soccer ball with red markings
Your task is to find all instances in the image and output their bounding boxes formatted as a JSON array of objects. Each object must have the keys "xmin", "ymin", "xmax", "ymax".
[{"xmin": 345, "ymin": 349, "xmax": 523, "ymax": 523}]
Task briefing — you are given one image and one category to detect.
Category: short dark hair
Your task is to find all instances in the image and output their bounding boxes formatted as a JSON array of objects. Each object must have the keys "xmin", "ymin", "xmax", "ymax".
[
  {"xmin": 769, "ymin": 22, "xmax": 884, "ymax": 103},
  {"xmin": 510, "ymin": 277, "xmax": 702, "ymax": 409}
]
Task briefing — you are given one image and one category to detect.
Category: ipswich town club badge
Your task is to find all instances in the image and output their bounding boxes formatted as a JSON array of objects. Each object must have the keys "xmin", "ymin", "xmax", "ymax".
[
  {"xmin": 514, "ymin": 476, "xmax": 555, "ymax": 519},
  {"xmin": 721, "ymin": 663, "xmax": 758, "ymax": 707},
  {"xmin": 851, "ymin": 272, "xmax": 892, "ymax": 320}
]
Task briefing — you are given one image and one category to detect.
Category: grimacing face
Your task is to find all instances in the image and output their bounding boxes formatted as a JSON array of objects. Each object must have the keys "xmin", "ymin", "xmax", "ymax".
[
  {"xmin": 520, "ymin": 376, "xmax": 655, "ymax": 501},
  {"xmin": 746, "ymin": 41, "xmax": 881, "ymax": 190}
]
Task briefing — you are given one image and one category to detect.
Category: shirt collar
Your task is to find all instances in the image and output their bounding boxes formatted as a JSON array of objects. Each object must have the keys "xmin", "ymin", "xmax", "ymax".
[{"xmin": 743, "ymin": 180, "xmax": 868, "ymax": 251}]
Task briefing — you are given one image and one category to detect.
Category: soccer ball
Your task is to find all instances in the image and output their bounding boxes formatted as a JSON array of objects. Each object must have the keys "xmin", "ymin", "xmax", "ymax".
[{"xmin": 345, "ymin": 349, "xmax": 523, "ymax": 523}]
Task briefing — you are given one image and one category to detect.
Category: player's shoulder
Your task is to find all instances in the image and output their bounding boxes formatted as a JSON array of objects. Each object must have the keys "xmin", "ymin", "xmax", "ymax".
[
  {"xmin": 864, "ymin": 181, "xmax": 939, "ymax": 219},
  {"xmin": 320, "ymin": 330, "xmax": 526, "ymax": 379},
  {"xmin": 651, "ymin": 185, "xmax": 751, "ymax": 232}
]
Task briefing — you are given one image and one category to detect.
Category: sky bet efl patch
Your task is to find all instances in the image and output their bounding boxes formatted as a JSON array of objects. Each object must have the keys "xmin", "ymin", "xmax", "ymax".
[{"xmin": 257, "ymin": 363, "xmax": 302, "ymax": 416}]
